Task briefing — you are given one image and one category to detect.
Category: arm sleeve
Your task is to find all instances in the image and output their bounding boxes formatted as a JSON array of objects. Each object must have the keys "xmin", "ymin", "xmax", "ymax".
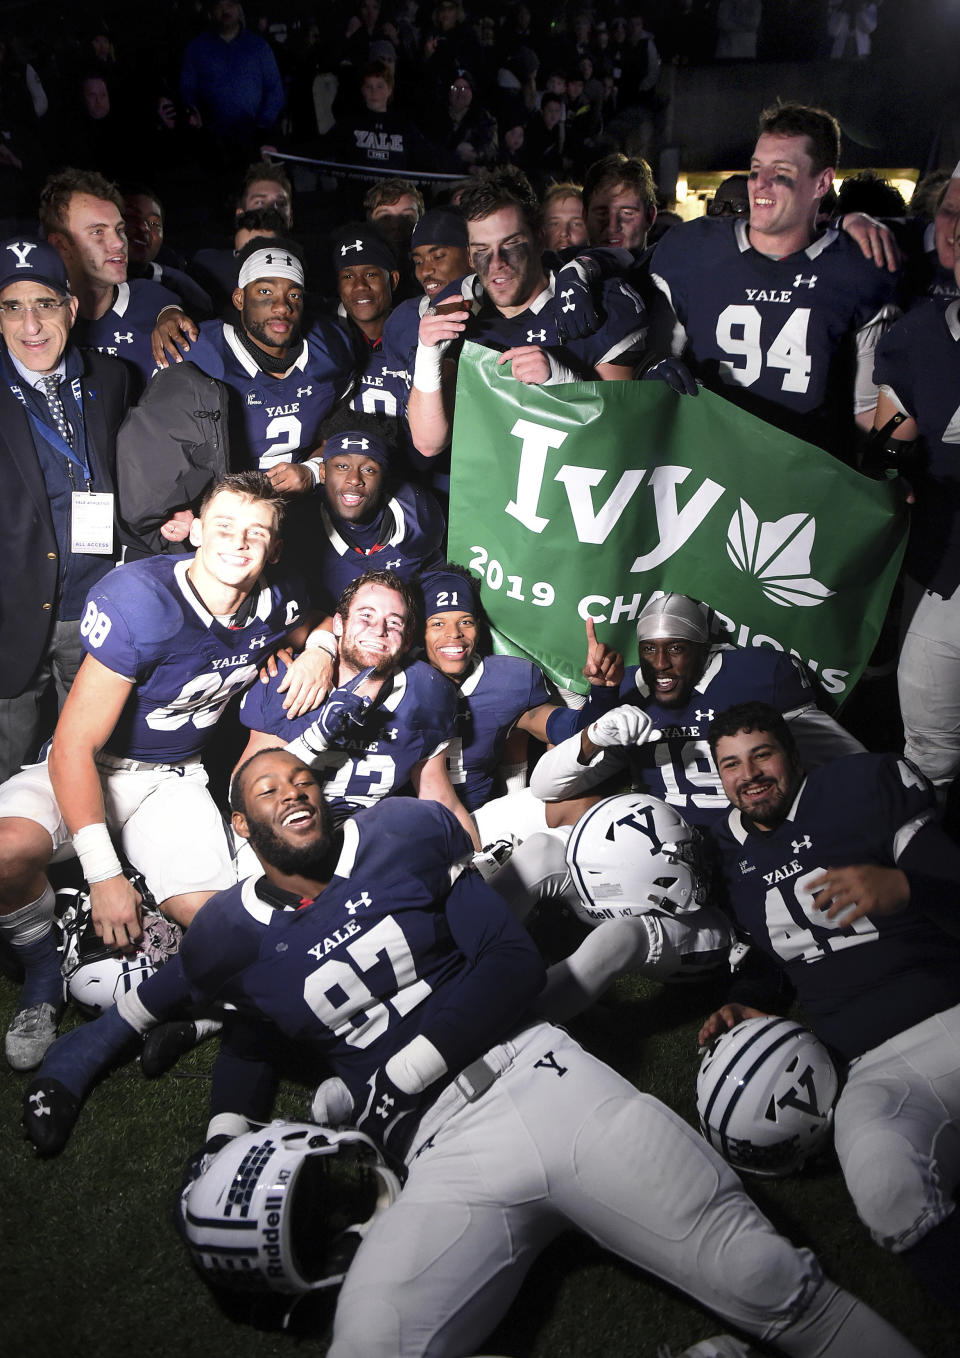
[
  {"xmin": 788, "ymin": 708, "xmax": 866, "ymax": 766},
  {"xmin": 529, "ymin": 731, "xmax": 627, "ymax": 801},
  {"xmin": 411, "ymin": 871, "xmax": 546, "ymax": 1076},
  {"xmin": 209, "ymin": 1013, "xmax": 282, "ymax": 1122}
]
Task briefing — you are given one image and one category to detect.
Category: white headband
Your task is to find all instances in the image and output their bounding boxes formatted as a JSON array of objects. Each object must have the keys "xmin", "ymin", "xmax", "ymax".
[{"xmin": 238, "ymin": 247, "xmax": 304, "ymax": 290}]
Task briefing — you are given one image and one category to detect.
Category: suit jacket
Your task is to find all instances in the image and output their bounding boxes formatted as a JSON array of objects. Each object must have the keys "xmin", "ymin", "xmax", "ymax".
[{"xmin": 0, "ymin": 346, "xmax": 131, "ymax": 697}]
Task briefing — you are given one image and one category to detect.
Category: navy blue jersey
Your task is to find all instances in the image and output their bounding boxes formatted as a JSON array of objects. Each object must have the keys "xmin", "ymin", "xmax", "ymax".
[
  {"xmin": 462, "ymin": 271, "xmax": 647, "ymax": 377},
  {"xmin": 447, "ymin": 655, "xmax": 552, "ymax": 812},
  {"xmin": 185, "ymin": 319, "xmax": 355, "ymax": 469},
  {"xmin": 613, "ymin": 647, "xmax": 815, "ymax": 826},
  {"xmin": 651, "ymin": 217, "xmax": 899, "ymax": 453},
  {"xmin": 79, "ymin": 555, "xmax": 308, "ymax": 762},
  {"xmin": 137, "ymin": 261, "xmax": 213, "ymax": 318},
  {"xmin": 74, "ymin": 279, "xmax": 179, "ymax": 385},
  {"xmin": 896, "ymin": 218, "xmax": 960, "ymax": 309},
  {"xmin": 239, "ymin": 658, "xmax": 457, "ymax": 821},
  {"xmin": 334, "ymin": 313, "xmax": 412, "ymax": 421},
  {"xmin": 873, "ymin": 298, "xmax": 960, "ymax": 594},
  {"xmin": 713, "ymin": 753, "xmax": 960, "ymax": 1061},
  {"xmin": 180, "ymin": 798, "xmax": 545, "ymax": 1111},
  {"xmin": 310, "ymin": 483, "xmax": 446, "ymax": 606}
]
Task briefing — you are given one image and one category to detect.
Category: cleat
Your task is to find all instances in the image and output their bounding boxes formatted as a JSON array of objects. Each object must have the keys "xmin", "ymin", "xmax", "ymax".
[
  {"xmin": 23, "ymin": 1076, "xmax": 81, "ymax": 1156},
  {"xmin": 5, "ymin": 1001, "xmax": 61, "ymax": 1071},
  {"xmin": 141, "ymin": 1019, "xmax": 200, "ymax": 1078}
]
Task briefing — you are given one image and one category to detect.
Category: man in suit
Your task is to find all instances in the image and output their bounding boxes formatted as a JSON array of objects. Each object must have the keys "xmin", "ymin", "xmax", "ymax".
[
  {"xmin": 0, "ymin": 237, "xmax": 130, "ymax": 781},
  {"xmin": 0, "ymin": 236, "xmax": 130, "ymax": 1061}
]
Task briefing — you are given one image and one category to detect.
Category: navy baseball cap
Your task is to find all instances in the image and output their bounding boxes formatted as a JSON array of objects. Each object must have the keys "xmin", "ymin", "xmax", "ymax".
[
  {"xmin": 411, "ymin": 209, "xmax": 468, "ymax": 251},
  {"xmin": 331, "ymin": 226, "xmax": 396, "ymax": 273},
  {"xmin": 0, "ymin": 239, "xmax": 71, "ymax": 295}
]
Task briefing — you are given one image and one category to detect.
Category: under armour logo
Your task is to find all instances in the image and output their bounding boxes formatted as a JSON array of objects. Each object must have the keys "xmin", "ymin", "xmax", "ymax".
[
  {"xmin": 533, "ymin": 1050, "xmax": 568, "ymax": 1078},
  {"xmin": 6, "ymin": 241, "xmax": 36, "ymax": 268},
  {"xmin": 297, "ymin": 386, "xmax": 312, "ymax": 397},
  {"xmin": 340, "ymin": 240, "xmax": 364, "ymax": 255},
  {"xmin": 265, "ymin": 252, "xmax": 293, "ymax": 267},
  {"xmin": 343, "ymin": 892, "xmax": 372, "ymax": 916},
  {"xmin": 382, "ymin": 367, "xmax": 409, "ymax": 379},
  {"xmin": 793, "ymin": 274, "xmax": 817, "ymax": 288},
  {"xmin": 791, "ymin": 835, "xmax": 812, "ymax": 852},
  {"xmin": 385, "ymin": 557, "xmax": 402, "ymax": 570},
  {"xmin": 375, "ymin": 1092, "xmax": 395, "ymax": 1119},
  {"xmin": 114, "ymin": 331, "xmax": 133, "ymax": 344},
  {"xmin": 28, "ymin": 1090, "xmax": 51, "ymax": 1118},
  {"xmin": 560, "ymin": 288, "xmax": 576, "ymax": 314},
  {"xmin": 249, "ymin": 635, "xmax": 267, "ymax": 649},
  {"xmin": 695, "ymin": 709, "xmax": 714, "ymax": 722},
  {"xmin": 339, "ymin": 436, "xmax": 369, "ymax": 450},
  {"xmin": 385, "ymin": 727, "xmax": 398, "ymax": 740},
  {"xmin": 526, "ymin": 329, "xmax": 546, "ymax": 343}
]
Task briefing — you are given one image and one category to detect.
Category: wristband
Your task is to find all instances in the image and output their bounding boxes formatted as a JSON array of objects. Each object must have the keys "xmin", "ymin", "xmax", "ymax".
[
  {"xmin": 155, "ymin": 303, "xmax": 184, "ymax": 322},
  {"xmin": 385, "ymin": 1034, "xmax": 448, "ymax": 1095},
  {"xmin": 305, "ymin": 627, "xmax": 338, "ymax": 659},
  {"xmin": 304, "ymin": 457, "xmax": 323, "ymax": 487},
  {"xmin": 413, "ymin": 340, "xmax": 444, "ymax": 393},
  {"xmin": 73, "ymin": 822, "xmax": 123, "ymax": 884},
  {"xmin": 285, "ymin": 727, "xmax": 328, "ymax": 761},
  {"xmin": 500, "ymin": 761, "xmax": 528, "ymax": 795}
]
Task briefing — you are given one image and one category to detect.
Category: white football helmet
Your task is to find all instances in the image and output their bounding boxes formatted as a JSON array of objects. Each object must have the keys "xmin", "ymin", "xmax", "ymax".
[
  {"xmin": 697, "ymin": 1016, "xmax": 839, "ymax": 1177},
  {"xmin": 180, "ymin": 1122, "xmax": 402, "ymax": 1295},
  {"xmin": 564, "ymin": 792, "xmax": 707, "ymax": 926},
  {"xmin": 55, "ymin": 885, "xmax": 182, "ymax": 1017}
]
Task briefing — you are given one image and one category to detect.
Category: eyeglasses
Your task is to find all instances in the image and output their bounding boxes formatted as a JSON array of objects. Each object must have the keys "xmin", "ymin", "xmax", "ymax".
[
  {"xmin": 707, "ymin": 200, "xmax": 750, "ymax": 217},
  {"xmin": 0, "ymin": 298, "xmax": 70, "ymax": 315}
]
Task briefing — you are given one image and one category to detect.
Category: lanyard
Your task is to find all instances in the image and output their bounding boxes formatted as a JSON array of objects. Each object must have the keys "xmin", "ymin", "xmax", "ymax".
[{"xmin": 9, "ymin": 376, "xmax": 93, "ymax": 487}]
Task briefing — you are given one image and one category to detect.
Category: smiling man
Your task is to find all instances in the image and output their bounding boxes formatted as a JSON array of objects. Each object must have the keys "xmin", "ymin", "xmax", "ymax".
[
  {"xmin": 40, "ymin": 168, "xmax": 181, "ymax": 387},
  {"xmin": 701, "ymin": 701, "xmax": 960, "ymax": 1310},
  {"xmin": 237, "ymin": 567, "xmax": 477, "ymax": 846},
  {"xmin": 0, "ymin": 237, "xmax": 131, "ymax": 787},
  {"xmin": 0, "ymin": 471, "xmax": 331, "ymax": 1070},
  {"xmin": 531, "ymin": 593, "xmax": 863, "ymax": 828},
  {"xmin": 650, "ymin": 103, "xmax": 900, "ymax": 457},
  {"xmin": 304, "ymin": 413, "xmax": 445, "ymax": 604},
  {"xmin": 407, "ymin": 166, "xmax": 648, "ymax": 457}
]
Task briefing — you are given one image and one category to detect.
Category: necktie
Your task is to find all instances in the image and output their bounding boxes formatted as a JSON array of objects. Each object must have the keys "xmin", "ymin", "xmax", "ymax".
[{"xmin": 39, "ymin": 373, "xmax": 73, "ymax": 448}]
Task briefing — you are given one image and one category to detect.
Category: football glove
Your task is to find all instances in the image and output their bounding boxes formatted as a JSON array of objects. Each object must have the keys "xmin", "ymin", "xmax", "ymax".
[
  {"xmin": 553, "ymin": 256, "xmax": 603, "ymax": 341},
  {"xmin": 641, "ymin": 356, "xmax": 699, "ymax": 396},
  {"xmin": 354, "ymin": 1066, "xmax": 422, "ymax": 1159},
  {"xmin": 288, "ymin": 666, "xmax": 380, "ymax": 758},
  {"xmin": 587, "ymin": 704, "xmax": 657, "ymax": 748}
]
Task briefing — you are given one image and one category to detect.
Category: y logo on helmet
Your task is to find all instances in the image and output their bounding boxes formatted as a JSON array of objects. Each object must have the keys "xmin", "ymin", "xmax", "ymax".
[
  {"xmin": 771, "ymin": 1064, "xmax": 824, "ymax": 1120},
  {"xmin": 606, "ymin": 805, "xmax": 664, "ymax": 856}
]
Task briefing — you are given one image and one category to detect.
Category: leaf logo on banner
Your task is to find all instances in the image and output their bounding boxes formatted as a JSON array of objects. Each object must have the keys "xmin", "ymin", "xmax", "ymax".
[{"xmin": 726, "ymin": 501, "xmax": 835, "ymax": 608}]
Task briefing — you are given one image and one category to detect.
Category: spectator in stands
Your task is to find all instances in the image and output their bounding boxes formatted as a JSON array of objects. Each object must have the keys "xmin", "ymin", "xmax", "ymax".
[
  {"xmin": 180, "ymin": 0, "xmax": 285, "ymax": 144},
  {"xmin": 437, "ymin": 70, "xmax": 498, "ymax": 173}
]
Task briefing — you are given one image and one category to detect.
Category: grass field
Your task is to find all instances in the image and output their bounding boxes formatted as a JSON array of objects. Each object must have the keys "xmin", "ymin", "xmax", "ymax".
[{"xmin": 1, "ymin": 917, "xmax": 955, "ymax": 1358}]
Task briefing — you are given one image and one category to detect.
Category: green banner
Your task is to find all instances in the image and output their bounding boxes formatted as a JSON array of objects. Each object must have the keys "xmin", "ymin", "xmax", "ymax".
[{"xmin": 447, "ymin": 343, "xmax": 908, "ymax": 701}]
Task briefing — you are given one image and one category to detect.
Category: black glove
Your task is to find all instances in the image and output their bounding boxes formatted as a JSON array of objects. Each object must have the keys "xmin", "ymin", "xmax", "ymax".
[
  {"xmin": 641, "ymin": 356, "xmax": 699, "ymax": 396},
  {"xmin": 354, "ymin": 1066, "xmax": 422, "ymax": 1159},
  {"xmin": 553, "ymin": 257, "xmax": 603, "ymax": 341}
]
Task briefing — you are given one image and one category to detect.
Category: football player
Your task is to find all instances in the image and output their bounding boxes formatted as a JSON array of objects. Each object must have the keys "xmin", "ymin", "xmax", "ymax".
[
  {"xmin": 28, "ymin": 748, "xmax": 923, "ymax": 1358},
  {"xmin": 517, "ymin": 593, "xmax": 864, "ymax": 1006},
  {"xmin": 328, "ymin": 225, "xmax": 411, "ymax": 426},
  {"xmin": 0, "ymin": 471, "xmax": 332, "ymax": 1070},
  {"xmin": 292, "ymin": 414, "xmax": 446, "ymax": 604},
  {"xmin": 650, "ymin": 103, "xmax": 900, "ymax": 458},
  {"xmin": 407, "ymin": 166, "xmax": 649, "ymax": 458},
  {"xmin": 872, "ymin": 216, "xmax": 960, "ymax": 792},
  {"xmin": 701, "ymin": 701, "xmax": 960, "ymax": 1311},
  {"xmin": 237, "ymin": 568, "xmax": 479, "ymax": 847},
  {"xmin": 148, "ymin": 239, "xmax": 355, "ymax": 478},
  {"xmin": 40, "ymin": 168, "xmax": 181, "ymax": 389}
]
